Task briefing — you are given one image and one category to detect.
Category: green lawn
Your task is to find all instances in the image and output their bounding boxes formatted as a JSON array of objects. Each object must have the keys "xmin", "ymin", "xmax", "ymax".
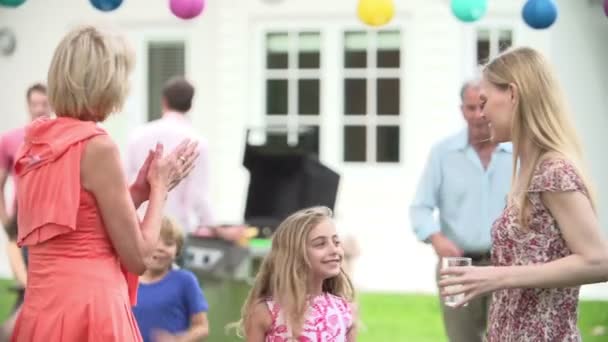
[
  {"xmin": 1, "ymin": 278, "xmax": 606, "ymax": 341},
  {"xmin": 357, "ymin": 292, "xmax": 608, "ymax": 342}
]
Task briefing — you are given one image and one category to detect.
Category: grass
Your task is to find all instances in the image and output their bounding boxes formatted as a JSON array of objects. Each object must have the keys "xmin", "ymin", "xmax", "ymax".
[
  {"xmin": 357, "ymin": 293, "xmax": 608, "ymax": 342},
  {"xmin": 0, "ymin": 278, "xmax": 606, "ymax": 341}
]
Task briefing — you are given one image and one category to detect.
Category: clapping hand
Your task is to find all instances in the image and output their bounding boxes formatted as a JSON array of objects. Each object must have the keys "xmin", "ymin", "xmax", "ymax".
[{"xmin": 131, "ymin": 139, "xmax": 199, "ymax": 203}]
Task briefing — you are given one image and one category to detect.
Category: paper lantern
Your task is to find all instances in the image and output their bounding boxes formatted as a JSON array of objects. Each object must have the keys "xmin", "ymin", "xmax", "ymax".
[
  {"xmin": 451, "ymin": 0, "xmax": 488, "ymax": 23},
  {"xmin": 90, "ymin": 0, "xmax": 123, "ymax": 12},
  {"xmin": 357, "ymin": 0, "xmax": 395, "ymax": 27},
  {"xmin": 522, "ymin": 0, "xmax": 558, "ymax": 29},
  {"xmin": 170, "ymin": 0, "xmax": 205, "ymax": 20},
  {"xmin": 0, "ymin": 0, "xmax": 26, "ymax": 7},
  {"xmin": 604, "ymin": 0, "xmax": 608, "ymax": 17}
]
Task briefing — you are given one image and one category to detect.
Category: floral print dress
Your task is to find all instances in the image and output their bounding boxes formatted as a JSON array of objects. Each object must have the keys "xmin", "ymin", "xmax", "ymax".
[{"xmin": 488, "ymin": 158, "xmax": 588, "ymax": 341}]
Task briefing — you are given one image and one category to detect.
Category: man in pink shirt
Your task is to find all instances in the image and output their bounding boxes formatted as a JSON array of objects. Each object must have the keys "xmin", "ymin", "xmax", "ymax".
[
  {"xmin": 0, "ymin": 83, "xmax": 51, "ymax": 226},
  {"xmin": 126, "ymin": 77, "xmax": 214, "ymax": 234}
]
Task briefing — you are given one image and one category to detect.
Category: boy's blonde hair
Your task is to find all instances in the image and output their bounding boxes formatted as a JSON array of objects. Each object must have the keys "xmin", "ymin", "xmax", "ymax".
[
  {"xmin": 160, "ymin": 217, "xmax": 185, "ymax": 256},
  {"xmin": 48, "ymin": 24, "xmax": 134, "ymax": 122}
]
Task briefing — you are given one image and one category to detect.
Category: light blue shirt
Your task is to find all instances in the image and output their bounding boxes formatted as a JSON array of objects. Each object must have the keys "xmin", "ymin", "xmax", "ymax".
[{"xmin": 409, "ymin": 129, "xmax": 513, "ymax": 252}]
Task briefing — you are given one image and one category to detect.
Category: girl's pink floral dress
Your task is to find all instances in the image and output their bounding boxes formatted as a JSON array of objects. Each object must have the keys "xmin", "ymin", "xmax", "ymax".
[{"xmin": 265, "ymin": 293, "xmax": 353, "ymax": 342}]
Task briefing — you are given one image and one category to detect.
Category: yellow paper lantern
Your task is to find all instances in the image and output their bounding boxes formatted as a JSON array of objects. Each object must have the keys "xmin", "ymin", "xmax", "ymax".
[{"xmin": 357, "ymin": 0, "xmax": 395, "ymax": 27}]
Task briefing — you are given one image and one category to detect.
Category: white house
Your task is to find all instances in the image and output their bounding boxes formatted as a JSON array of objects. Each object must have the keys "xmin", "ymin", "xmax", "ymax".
[{"xmin": 1, "ymin": 0, "xmax": 607, "ymax": 298}]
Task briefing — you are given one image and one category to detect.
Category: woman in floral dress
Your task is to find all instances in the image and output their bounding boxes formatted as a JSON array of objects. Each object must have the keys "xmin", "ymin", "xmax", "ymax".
[{"xmin": 440, "ymin": 47, "xmax": 608, "ymax": 341}]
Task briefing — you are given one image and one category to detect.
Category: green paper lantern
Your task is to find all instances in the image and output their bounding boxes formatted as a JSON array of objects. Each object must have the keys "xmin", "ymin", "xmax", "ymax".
[
  {"xmin": 451, "ymin": 0, "xmax": 488, "ymax": 23},
  {"xmin": 0, "ymin": 0, "xmax": 26, "ymax": 8}
]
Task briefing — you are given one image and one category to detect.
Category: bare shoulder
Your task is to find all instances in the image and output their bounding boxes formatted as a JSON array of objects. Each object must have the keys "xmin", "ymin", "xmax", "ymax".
[
  {"xmin": 84, "ymin": 135, "xmax": 118, "ymax": 156},
  {"xmin": 81, "ymin": 135, "xmax": 123, "ymax": 189},
  {"xmin": 349, "ymin": 300, "xmax": 359, "ymax": 316},
  {"xmin": 251, "ymin": 301, "xmax": 273, "ymax": 328}
]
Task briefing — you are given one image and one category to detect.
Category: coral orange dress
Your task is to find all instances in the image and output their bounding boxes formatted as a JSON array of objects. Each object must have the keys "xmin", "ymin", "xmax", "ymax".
[{"xmin": 11, "ymin": 116, "xmax": 141, "ymax": 341}]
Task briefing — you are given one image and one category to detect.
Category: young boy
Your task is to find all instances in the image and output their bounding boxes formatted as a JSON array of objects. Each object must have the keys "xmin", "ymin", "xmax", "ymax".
[{"xmin": 133, "ymin": 217, "xmax": 209, "ymax": 342}]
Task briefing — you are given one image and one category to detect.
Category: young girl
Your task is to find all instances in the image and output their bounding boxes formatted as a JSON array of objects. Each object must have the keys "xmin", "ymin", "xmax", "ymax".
[
  {"xmin": 237, "ymin": 206, "xmax": 357, "ymax": 341},
  {"xmin": 133, "ymin": 217, "xmax": 209, "ymax": 342}
]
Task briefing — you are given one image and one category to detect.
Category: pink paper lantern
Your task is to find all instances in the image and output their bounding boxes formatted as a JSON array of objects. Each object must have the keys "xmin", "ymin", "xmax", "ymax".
[
  {"xmin": 169, "ymin": 0, "xmax": 205, "ymax": 20},
  {"xmin": 604, "ymin": 0, "xmax": 608, "ymax": 17}
]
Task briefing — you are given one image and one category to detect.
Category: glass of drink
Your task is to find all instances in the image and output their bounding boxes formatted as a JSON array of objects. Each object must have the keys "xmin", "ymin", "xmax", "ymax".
[{"xmin": 441, "ymin": 257, "xmax": 472, "ymax": 308}]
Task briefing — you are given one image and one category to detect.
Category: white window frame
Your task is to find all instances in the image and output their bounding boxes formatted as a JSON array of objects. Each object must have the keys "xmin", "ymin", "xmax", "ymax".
[
  {"xmin": 341, "ymin": 28, "xmax": 403, "ymax": 164},
  {"xmin": 263, "ymin": 30, "xmax": 323, "ymax": 147},
  {"xmin": 251, "ymin": 19, "xmax": 408, "ymax": 170},
  {"xmin": 126, "ymin": 28, "xmax": 191, "ymax": 127},
  {"xmin": 461, "ymin": 18, "xmax": 519, "ymax": 79}
]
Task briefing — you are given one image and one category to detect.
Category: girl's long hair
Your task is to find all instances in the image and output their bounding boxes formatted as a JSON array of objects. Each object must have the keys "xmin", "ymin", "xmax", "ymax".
[{"xmin": 231, "ymin": 206, "xmax": 354, "ymax": 338}]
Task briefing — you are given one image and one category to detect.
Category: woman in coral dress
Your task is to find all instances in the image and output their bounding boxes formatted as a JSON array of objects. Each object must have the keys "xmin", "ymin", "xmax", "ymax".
[{"xmin": 11, "ymin": 25, "xmax": 199, "ymax": 341}]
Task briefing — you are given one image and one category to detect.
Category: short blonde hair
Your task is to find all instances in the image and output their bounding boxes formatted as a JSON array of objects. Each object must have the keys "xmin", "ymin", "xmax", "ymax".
[
  {"xmin": 160, "ymin": 217, "xmax": 185, "ymax": 256},
  {"xmin": 48, "ymin": 25, "xmax": 134, "ymax": 122}
]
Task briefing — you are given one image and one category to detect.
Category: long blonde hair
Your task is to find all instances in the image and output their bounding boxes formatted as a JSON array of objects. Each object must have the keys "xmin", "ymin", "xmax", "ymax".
[
  {"xmin": 483, "ymin": 47, "xmax": 596, "ymax": 226},
  {"xmin": 234, "ymin": 206, "xmax": 354, "ymax": 338}
]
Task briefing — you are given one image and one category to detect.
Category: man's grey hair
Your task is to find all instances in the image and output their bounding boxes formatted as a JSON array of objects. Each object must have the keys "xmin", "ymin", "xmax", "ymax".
[{"xmin": 460, "ymin": 79, "xmax": 481, "ymax": 102}]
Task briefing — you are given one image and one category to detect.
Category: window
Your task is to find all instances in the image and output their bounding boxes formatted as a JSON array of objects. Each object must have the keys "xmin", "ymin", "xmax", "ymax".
[
  {"xmin": 343, "ymin": 30, "xmax": 401, "ymax": 163},
  {"xmin": 475, "ymin": 28, "xmax": 513, "ymax": 66},
  {"xmin": 147, "ymin": 41, "xmax": 185, "ymax": 121},
  {"xmin": 263, "ymin": 31, "xmax": 321, "ymax": 157}
]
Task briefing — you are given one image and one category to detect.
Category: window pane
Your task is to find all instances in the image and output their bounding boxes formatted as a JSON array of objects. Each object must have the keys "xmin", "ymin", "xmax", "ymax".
[
  {"xmin": 344, "ymin": 126, "xmax": 366, "ymax": 162},
  {"xmin": 344, "ymin": 31, "xmax": 367, "ymax": 68},
  {"xmin": 377, "ymin": 78, "xmax": 400, "ymax": 115},
  {"xmin": 266, "ymin": 32, "xmax": 288, "ymax": 69},
  {"xmin": 298, "ymin": 79, "xmax": 320, "ymax": 115},
  {"xmin": 266, "ymin": 79, "xmax": 288, "ymax": 115},
  {"xmin": 377, "ymin": 30, "xmax": 400, "ymax": 68},
  {"xmin": 498, "ymin": 29, "xmax": 512, "ymax": 53},
  {"xmin": 298, "ymin": 32, "xmax": 320, "ymax": 69},
  {"xmin": 377, "ymin": 125, "xmax": 399, "ymax": 162},
  {"xmin": 476, "ymin": 29, "xmax": 490, "ymax": 66},
  {"xmin": 298, "ymin": 126, "xmax": 319, "ymax": 157},
  {"xmin": 344, "ymin": 78, "xmax": 367, "ymax": 115},
  {"xmin": 147, "ymin": 42, "xmax": 185, "ymax": 121}
]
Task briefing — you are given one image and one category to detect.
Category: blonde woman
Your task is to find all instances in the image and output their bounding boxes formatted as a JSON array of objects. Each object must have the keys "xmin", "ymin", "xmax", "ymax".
[
  {"xmin": 237, "ymin": 206, "xmax": 357, "ymax": 341},
  {"xmin": 11, "ymin": 25, "xmax": 198, "ymax": 341},
  {"xmin": 440, "ymin": 47, "xmax": 608, "ymax": 341}
]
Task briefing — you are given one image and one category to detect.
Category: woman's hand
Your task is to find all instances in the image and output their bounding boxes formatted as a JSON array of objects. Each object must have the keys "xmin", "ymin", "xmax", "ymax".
[
  {"xmin": 146, "ymin": 139, "xmax": 199, "ymax": 194},
  {"xmin": 165, "ymin": 139, "xmax": 199, "ymax": 191},
  {"xmin": 130, "ymin": 150, "xmax": 155, "ymax": 207},
  {"xmin": 438, "ymin": 265, "xmax": 505, "ymax": 307}
]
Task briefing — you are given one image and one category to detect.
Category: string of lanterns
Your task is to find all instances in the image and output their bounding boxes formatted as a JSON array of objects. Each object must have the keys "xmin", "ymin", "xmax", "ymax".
[
  {"xmin": 356, "ymin": 0, "xmax": 606, "ymax": 29},
  {"xmin": 1, "ymin": 0, "xmax": 607, "ymax": 25},
  {"xmin": 0, "ymin": 0, "xmax": 206, "ymax": 20}
]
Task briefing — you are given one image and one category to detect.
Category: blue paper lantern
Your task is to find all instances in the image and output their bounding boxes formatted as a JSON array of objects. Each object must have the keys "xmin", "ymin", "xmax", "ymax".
[
  {"xmin": 90, "ymin": 0, "xmax": 123, "ymax": 12},
  {"xmin": 0, "ymin": 0, "xmax": 26, "ymax": 7},
  {"xmin": 522, "ymin": 0, "xmax": 558, "ymax": 29},
  {"xmin": 451, "ymin": 0, "xmax": 488, "ymax": 23}
]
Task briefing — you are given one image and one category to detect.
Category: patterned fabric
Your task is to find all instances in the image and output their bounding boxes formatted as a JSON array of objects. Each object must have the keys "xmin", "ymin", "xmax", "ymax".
[
  {"xmin": 488, "ymin": 158, "xmax": 587, "ymax": 341},
  {"xmin": 265, "ymin": 293, "xmax": 353, "ymax": 342}
]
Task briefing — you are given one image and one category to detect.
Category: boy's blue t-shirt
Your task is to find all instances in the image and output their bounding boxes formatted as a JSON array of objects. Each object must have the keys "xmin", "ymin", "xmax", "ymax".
[{"xmin": 133, "ymin": 269, "xmax": 209, "ymax": 342}]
